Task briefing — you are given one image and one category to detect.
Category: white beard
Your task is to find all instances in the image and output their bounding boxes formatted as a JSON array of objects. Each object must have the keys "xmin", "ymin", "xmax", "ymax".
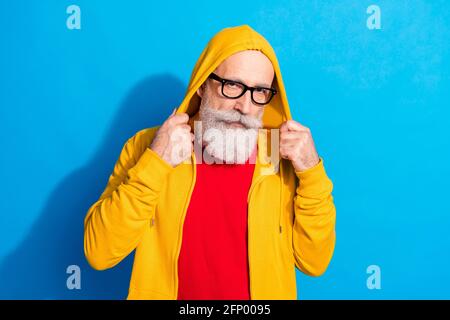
[
  {"xmin": 202, "ymin": 126, "xmax": 258, "ymax": 164},
  {"xmin": 197, "ymin": 100, "xmax": 262, "ymax": 164}
]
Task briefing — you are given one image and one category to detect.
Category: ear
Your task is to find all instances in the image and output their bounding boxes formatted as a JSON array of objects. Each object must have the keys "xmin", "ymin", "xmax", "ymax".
[
  {"xmin": 271, "ymin": 74, "xmax": 277, "ymax": 88},
  {"xmin": 197, "ymin": 83, "xmax": 206, "ymax": 98}
]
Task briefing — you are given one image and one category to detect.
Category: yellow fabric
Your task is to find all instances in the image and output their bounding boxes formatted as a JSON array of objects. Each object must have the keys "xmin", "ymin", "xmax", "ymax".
[{"xmin": 84, "ymin": 25, "xmax": 336, "ymax": 300}]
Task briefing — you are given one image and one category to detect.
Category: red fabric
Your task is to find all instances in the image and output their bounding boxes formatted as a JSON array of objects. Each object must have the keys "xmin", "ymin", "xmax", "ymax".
[{"xmin": 177, "ymin": 150, "xmax": 256, "ymax": 300}]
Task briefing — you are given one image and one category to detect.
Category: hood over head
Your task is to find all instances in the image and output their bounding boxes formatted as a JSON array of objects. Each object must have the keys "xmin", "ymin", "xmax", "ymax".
[{"xmin": 177, "ymin": 25, "xmax": 292, "ymax": 129}]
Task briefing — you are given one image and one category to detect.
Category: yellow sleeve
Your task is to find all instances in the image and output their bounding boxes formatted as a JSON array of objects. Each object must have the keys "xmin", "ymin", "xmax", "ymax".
[
  {"xmin": 293, "ymin": 158, "xmax": 336, "ymax": 276},
  {"xmin": 84, "ymin": 133, "xmax": 173, "ymax": 270}
]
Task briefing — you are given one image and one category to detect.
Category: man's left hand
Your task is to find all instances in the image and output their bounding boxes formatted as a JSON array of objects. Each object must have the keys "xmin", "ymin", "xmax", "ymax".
[{"xmin": 279, "ymin": 120, "xmax": 320, "ymax": 172}]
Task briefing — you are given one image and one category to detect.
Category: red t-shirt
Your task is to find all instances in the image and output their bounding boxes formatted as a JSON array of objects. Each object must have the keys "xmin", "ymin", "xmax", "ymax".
[{"xmin": 177, "ymin": 149, "xmax": 256, "ymax": 300}]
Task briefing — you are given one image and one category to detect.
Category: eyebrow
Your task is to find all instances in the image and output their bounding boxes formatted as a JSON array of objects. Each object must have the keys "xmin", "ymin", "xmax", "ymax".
[{"xmin": 226, "ymin": 76, "xmax": 273, "ymax": 88}]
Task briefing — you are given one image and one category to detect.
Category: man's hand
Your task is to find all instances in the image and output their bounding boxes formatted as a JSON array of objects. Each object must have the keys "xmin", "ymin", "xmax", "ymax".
[
  {"xmin": 150, "ymin": 109, "xmax": 194, "ymax": 167},
  {"xmin": 279, "ymin": 120, "xmax": 320, "ymax": 172}
]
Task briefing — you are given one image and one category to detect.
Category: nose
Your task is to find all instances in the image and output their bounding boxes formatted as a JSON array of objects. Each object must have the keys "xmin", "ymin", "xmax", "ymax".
[{"xmin": 234, "ymin": 90, "xmax": 253, "ymax": 115}]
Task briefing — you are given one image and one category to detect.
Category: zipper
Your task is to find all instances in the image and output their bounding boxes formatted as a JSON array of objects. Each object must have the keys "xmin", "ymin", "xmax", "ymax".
[
  {"xmin": 247, "ymin": 127, "xmax": 286, "ymax": 298},
  {"xmin": 173, "ymin": 153, "xmax": 197, "ymax": 299},
  {"xmin": 278, "ymin": 161, "xmax": 283, "ymax": 234},
  {"xmin": 247, "ymin": 173, "xmax": 270, "ymax": 300}
]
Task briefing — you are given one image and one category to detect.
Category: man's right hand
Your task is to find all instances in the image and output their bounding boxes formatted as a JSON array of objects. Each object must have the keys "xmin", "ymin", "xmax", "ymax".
[{"xmin": 150, "ymin": 109, "xmax": 194, "ymax": 167}]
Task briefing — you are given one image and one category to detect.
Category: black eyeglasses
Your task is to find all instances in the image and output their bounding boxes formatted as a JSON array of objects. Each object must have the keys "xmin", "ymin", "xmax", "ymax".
[{"xmin": 208, "ymin": 73, "xmax": 277, "ymax": 106}]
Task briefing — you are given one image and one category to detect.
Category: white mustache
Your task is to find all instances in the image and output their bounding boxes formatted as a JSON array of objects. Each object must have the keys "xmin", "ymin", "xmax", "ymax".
[{"xmin": 201, "ymin": 105, "xmax": 262, "ymax": 129}]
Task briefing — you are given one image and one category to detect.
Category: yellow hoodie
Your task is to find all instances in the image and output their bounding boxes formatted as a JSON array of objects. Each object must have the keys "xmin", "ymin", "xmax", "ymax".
[{"xmin": 84, "ymin": 25, "xmax": 336, "ymax": 300}]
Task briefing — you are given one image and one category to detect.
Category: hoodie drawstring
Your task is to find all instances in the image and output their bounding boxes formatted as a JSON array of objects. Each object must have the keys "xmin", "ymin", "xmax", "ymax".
[{"xmin": 279, "ymin": 160, "xmax": 283, "ymax": 234}]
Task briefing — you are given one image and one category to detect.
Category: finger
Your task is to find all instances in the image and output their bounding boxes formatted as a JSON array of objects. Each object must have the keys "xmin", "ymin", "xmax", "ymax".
[
  {"xmin": 279, "ymin": 153, "xmax": 289, "ymax": 160},
  {"xmin": 286, "ymin": 120, "xmax": 309, "ymax": 132},
  {"xmin": 168, "ymin": 113, "xmax": 190, "ymax": 125},
  {"xmin": 177, "ymin": 124, "xmax": 192, "ymax": 132},
  {"xmin": 279, "ymin": 147, "xmax": 291, "ymax": 159},
  {"xmin": 280, "ymin": 131, "xmax": 303, "ymax": 141},
  {"xmin": 279, "ymin": 122, "xmax": 289, "ymax": 133},
  {"xmin": 170, "ymin": 125, "xmax": 192, "ymax": 138},
  {"xmin": 279, "ymin": 143, "xmax": 298, "ymax": 154},
  {"xmin": 162, "ymin": 108, "xmax": 177, "ymax": 127}
]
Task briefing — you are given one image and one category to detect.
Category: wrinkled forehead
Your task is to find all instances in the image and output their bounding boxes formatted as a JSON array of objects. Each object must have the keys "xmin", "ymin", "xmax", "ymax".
[{"xmin": 214, "ymin": 50, "xmax": 275, "ymax": 87}]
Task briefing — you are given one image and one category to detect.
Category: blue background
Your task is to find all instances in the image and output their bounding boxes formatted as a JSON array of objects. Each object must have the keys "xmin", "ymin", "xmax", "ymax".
[{"xmin": 0, "ymin": 0, "xmax": 449, "ymax": 299}]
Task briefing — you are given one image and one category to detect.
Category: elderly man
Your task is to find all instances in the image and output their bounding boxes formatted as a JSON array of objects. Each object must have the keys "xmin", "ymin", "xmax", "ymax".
[{"xmin": 84, "ymin": 25, "xmax": 336, "ymax": 300}]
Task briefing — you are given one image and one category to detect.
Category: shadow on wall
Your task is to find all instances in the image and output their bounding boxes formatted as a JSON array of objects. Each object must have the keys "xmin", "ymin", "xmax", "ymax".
[{"xmin": 0, "ymin": 74, "xmax": 186, "ymax": 299}]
